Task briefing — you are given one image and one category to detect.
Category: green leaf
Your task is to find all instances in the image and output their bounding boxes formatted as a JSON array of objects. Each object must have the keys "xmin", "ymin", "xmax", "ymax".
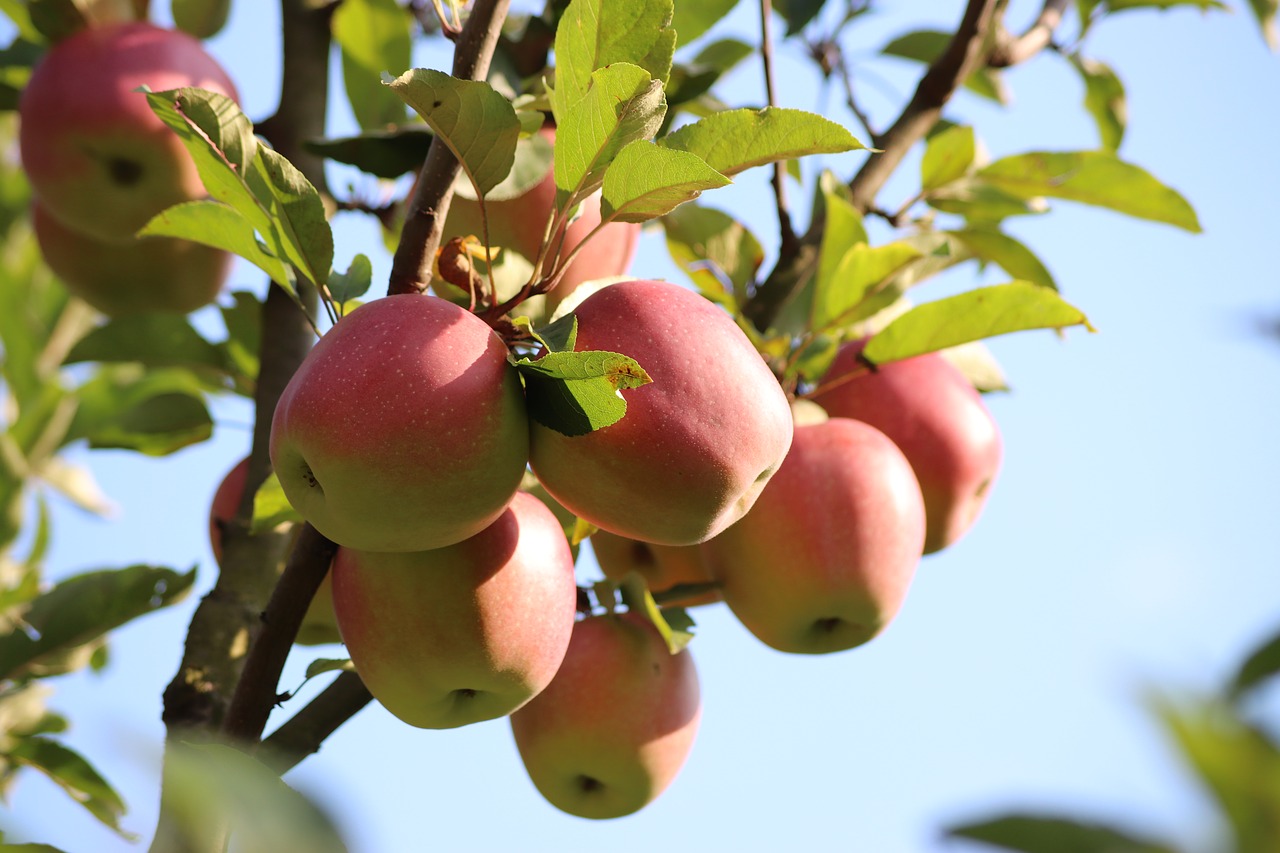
[
  {"xmin": 452, "ymin": 129, "xmax": 553, "ymax": 202},
  {"xmin": 940, "ymin": 341, "xmax": 1010, "ymax": 393},
  {"xmin": 36, "ymin": 457, "xmax": 117, "ymax": 518},
  {"xmin": 921, "ymin": 124, "xmax": 976, "ymax": 191},
  {"xmin": 1245, "ymin": 0, "xmax": 1278, "ymax": 49},
  {"xmin": 618, "ymin": 573, "xmax": 695, "ymax": 654},
  {"xmin": 0, "ymin": 0, "xmax": 41, "ymax": 41},
  {"xmin": 881, "ymin": 30, "xmax": 1010, "ymax": 104},
  {"xmin": 601, "ymin": 141, "xmax": 730, "ymax": 222},
  {"xmin": 305, "ymin": 126, "xmax": 434, "ymax": 179},
  {"xmin": 64, "ymin": 313, "xmax": 228, "ymax": 372},
  {"xmin": 27, "ymin": 0, "xmax": 85, "ymax": 43},
  {"xmin": 1228, "ymin": 626, "xmax": 1280, "ymax": 701},
  {"xmin": 141, "ymin": 201, "xmax": 292, "ymax": 289},
  {"xmin": 172, "ymin": 0, "xmax": 232, "ymax": 39},
  {"xmin": 812, "ymin": 241, "xmax": 923, "ymax": 333},
  {"xmin": 249, "ymin": 146, "xmax": 335, "ymax": 289},
  {"xmin": 1103, "ymin": 0, "xmax": 1226, "ymax": 11},
  {"xmin": 553, "ymin": 0, "xmax": 675, "ymax": 108},
  {"xmin": 329, "ymin": 254, "xmax": 373, "ymax": 306},
  {"xmin": 773, "ymin": 0, "xmax": 825, "ymax": 35},
  {"xmin": 516, "ymin": 350, "xmax": 653, "ymax": 437},
  {"xmin": 1071, "ymin": 56, "xmax": 1127, "ymax": 151},
  {"xmin": 662, "ymin": 202, "xmax": 764, "ymax": 307},
  {"xmin": 946, "ymin": 814, "xmax": 1182, "ymax": 853},
  {"xmin": 672, "ymin": 0, "xmax": 737, "ymax": 45},
  {"xmin": 660, "ymin": 107, "xmax": 866, "ymax": 178},
  {"xmin": 333, "ymin": 0, "xmax": 412, "ymax": 131},
  {"xmin": 303, "ymin": 657, "xmax": 354, "ymax": 681},
  {"xmin": 8, "ymin": 738, "xmax": 133, "ymax": 837},
  {"xmin": 219, "ymin": 291, "xmax": 262, "ymax": 389},
  {"xmin": 692, "ymin": 38, "xmax": 754, "ymax": 75},
  {"xmin": 951, "ymin": 227, "xmax": 1057, "ymax": 290},
  {"xmin": 864, "ymin": 281, "xmax": 1093, "ymax": 364},
  {"xmin": 251, "ymin": 473, "xmax": 303, "ymax": 535},
  {"xmin": 554, "ymin": 63, "xmax": 667, "ymax": 200},
  {"xmin": 68, "ymin": 367, "xmax": 213, "ymax": 456},
  {"xmin": 0, "ymin": 565, "xmax": 196, "ymax": 680},
  {"xmin": 535, "ymin": 313, "xmax": 580, "ymax": 354},
  {"xmin": 978, "ymin": 151, "xmax": 1201, "ymax": 232},
  {"xmin": 927, "ymin": 178, "xmax": 1050, "ymax": 221}
]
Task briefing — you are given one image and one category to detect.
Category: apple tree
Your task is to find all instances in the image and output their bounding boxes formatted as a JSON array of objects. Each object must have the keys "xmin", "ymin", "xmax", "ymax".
[{"xmin": 0, "ymin": 0, "xmax": 1274, "ymax": 849}]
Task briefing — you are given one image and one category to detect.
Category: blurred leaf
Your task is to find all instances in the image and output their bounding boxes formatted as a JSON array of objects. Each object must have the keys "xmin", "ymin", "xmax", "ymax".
[
  {"xmin": 601, "ymin": 141, "xmax": 729, "ymax": 222},
  {"xmin": 662, "ymin": 202, "xmax": 764, "ymax": 307},
  {"xmin": 64, "ymin": 313, "xmax": 227, "ymax": 372},
  {"xmin": 329, "ymin": 254, "xmax": 373, "ymax": 307},
  {"xmin": 69, "ymin": 367, "xmax": 213, "ymax": 456},
  {"xmin": 660, "ymin": 107, "xmax": 866, "ymax": 178},
  {"xmin": 7, "ymin": 738, "xmax": 132, "ymax": 837},
  {"xmin": 922, "ymin": 125, "xmax": 976, "ymax": 191},
  {"xmin": 773, "ymin": 0, "xmax": 825, "ymax": 35},
  {"xmin": 928, "ymin": 178, "xmax": 1050, "ymax": 221},
  {"xmin": 554, "ymin": 0, "xmax": 675, "ymax": 108},
  {"xmin": 951, "ymin": 227, "xmax": 1057, "ymax": 290},
  {"xmin": 0, "ymin": 565, "xmax": 195, "ymax": 680},
  {"xmin": 219, "ymin": 291, "xmax": 262, "ymax": 390},
  {"xmin": 692, "ymin": 37, "xmax": 753, "ymax": 74},
  {"xmin": 386, "ymin": 69, "xmax": 521, "ymax": 199},
  {"xmin": 618, "ymin": 573, "xmax": 696, "ymax": 653},
  {"xmin": 1245, "ymin": 0, "xmax": 1278, "ymax": 49},
  {"xmin": 812, "ymin": 241, "xmax": 922, "ymax": 333},
  {"xmin": 251, "ymin": 473, "xmax": 303, "ymax": 535},
  {"xmin": 140, "ymin": 201, "xmax": 292, "ymax": 289},
  {"xmin": 1103, "ymin": 0, "xmax": 1226, "ymax": 10},
  {"xmin": 0, "ymin": 1, "xmax": 41, "ymax": 41},
  {"xmin": 881, "ymin": 30, "xmax": 1010, "ymax": 104},
  {"xmin": 250, "ymin": 147, "xmax": 335, "ymax": 289},
  {"xmin": 27, "ymin": 0, "xmax": 86, "ymax": 43},
  {"xmin": 940, "ymin": 341, "xmax": 1011, "ymax": 393},
  {"xmin": 1071, "ymin": 56, "xmax": 1127, "ymax": 151},
  {"xmin": 303, "ymin": 657, "xmax": 354, "ymax": 682},
  {"xmin": 517, "ymin": 350, "xmax": 653, "ymax": 437},
  {"xmin": 34, "ymin": 457, "xmax": 116, "ymax": 517},
  {"xmin": 672, "ymin": 0, "xmax": 736, "ymax": 45},
  {"xmin": 979, "ymin": 151, "xmax": 1201, "ymax": 232},
  {"xmin": 1229, "ymin": 626, "xmax": 1280, "ymax": 701},
  {"xmin": 864, "ymin": 282, "xmax": 1094, "ymax": 364},
  {"xmin": 304, "ymin": 126, "xmax": 434, "ymax": 179},
  {"xmin": 172, "ymin": 0, "xmax": 231, "ymax": 38},
  {"xmin": 333, "ymin": 0, "xmax": 412, "ymax": 131},
  {"xmin": 946, "ymin": 814, "xmax": 1181, "ymax": 852}
]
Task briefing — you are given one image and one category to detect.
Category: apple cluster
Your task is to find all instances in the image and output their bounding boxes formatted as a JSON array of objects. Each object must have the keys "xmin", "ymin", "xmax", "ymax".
[{"xmin": 18, "ymin": 21, "xmax": 236, "ymax": 315}]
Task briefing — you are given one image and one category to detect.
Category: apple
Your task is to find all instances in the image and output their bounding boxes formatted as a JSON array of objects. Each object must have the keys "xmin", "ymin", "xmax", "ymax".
[
  {"xmin": 440, "ymin": 127, "xmax": 640, "ymax": 312},
  {"xmin": 591, "ymin": 530, "xmax": 721, "ymax": 607},
  {"xmin": 701, "ymin": 412, "xmax": 926, "ymax": 654},
  {"xmin": 529, "ymin": 279, "xmax": 793, "ymax": 546},
  {"xmin": 509, "ymin": 612, "xmax": 701, "ymax": 819},
  {"xmin": 208, "ymin": 457, "xmax": 339, "ymax": 646},
  {"xmin": 19, "ymin": 21, "xmax": 239, "ymax": 244},
  {"xmin": 810, "ymin": 338, "xmax": 1002, "ymax": 553},
  {"xmin": 33, "ymin": 203, "xmax": 230, "ymax": 316},
  {"xmin": 269, "ymin": 294, "xmax": 529, "ymax": 553},
  {"xmin": 331, "ymin": 491, "xmax": 577, "ymax": 729}
]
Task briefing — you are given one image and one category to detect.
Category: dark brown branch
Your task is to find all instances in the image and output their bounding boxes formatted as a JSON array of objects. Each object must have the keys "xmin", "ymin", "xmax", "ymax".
[
  {"xmin": 260, "ymin": 672, "xmax": 373, "ymax": 774},
  {"xmin": 760, "ymin": 0, "xmax": 798, "ymax": 256},
  {"xmin": 388, "ymin": 0, "xmax": 513, "ymax": 296},
  {"xmin": 988, "ymin": 0, "xmax": 1070, "ymax": 67}
]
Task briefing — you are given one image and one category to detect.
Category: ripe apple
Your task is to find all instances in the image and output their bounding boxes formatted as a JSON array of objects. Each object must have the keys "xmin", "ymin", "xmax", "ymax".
[
  {"xmin": 529, "ymin": 279, "xmax": 793, "ymax": 546},
  {"xmin": 591, "ymin": 530, "xmax": 721, "ymax": 607},
  {"xmin": 810, "ymin": 338, "xmax": 1002, "ymax": 553},
  {"xmin": 208, "ymin": 457, "xmax": 339, "ymax": 646},
  {"xmin": 440, "ymin": 127, "xmax": 640, "ymax": 312},
  {"xmin": 701, "ymin": 413, "xmax": 926, "ymax": 654},
  {"xmin": 269, "ymin": 294, "xmax": 529, "ymax": 553},
  {"xmin": 33, "ymin": 203, "xmax": 230, "ymax": 316},
  {"xmin": 509, "ymin": 612, "xmax": 701, "ymax": 819},
  {"xmin": 331, "ymin": 491, "xmax": 577, "ymax": 729},
  {"xmin": 19, "ymin": 21, "xmax": 239, "ymax": 244}
]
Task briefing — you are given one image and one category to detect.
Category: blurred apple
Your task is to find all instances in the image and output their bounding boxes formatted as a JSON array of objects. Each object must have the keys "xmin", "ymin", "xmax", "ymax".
[
  {"xmin": 19, "ymin": 21, "xmax": 239, "ymax": 244},
  {"xmin": 529, "ymin": 279, "xmax": 793, "ymax": 546},
  {"xmin": 510, "ymin": 612, "xmax": 700, "ymax": 819},
  {"xmin": 702, "ymin": 414, "xmax": 926, "ymax": 654},
  {"xmin": 811, "ymin": 338, "xmax": 1002, "ymax": 553},
  {"xmin": 332, "ymin": 492, "xmax": 577, "ymax": 729},
  {"xmin": 591, "ymin": 530, "xmax": 720, "ymax": 607}
]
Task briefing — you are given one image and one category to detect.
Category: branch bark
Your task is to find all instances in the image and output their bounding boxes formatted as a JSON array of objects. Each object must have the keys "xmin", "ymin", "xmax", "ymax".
[
  {"xmin": 988, "ymin": 0, "xmax": 1070, "ymax": 67},
  {"xmin": 388, "ymin": 0, "xmax": 514, "ymax": 296}
]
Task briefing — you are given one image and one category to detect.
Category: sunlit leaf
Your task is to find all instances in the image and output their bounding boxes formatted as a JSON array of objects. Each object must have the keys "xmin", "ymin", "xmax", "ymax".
[
  {"xmin": 1245, "ymin": 0, "xmax": 1278, "ymax": 49},
  {"xmin": 662, "ymin": 202, "xmax": 764, "ymax": 307},
  {"xmin": 142, "ymin": 202, "xmax": 292, "ymax": 289},
  {"xmin": 951, "ymin": 227, "xmax": 1057, "ymax": 290},
  {"xmin": 251, "ymin": 472, "xmax": 303, "ymax": 535},
  {"xmin": 517, "ymin": 350, "xmax": 653, "ymax": 436},
  {"xmin": 329, "ymin": 254, "xmax": 373, "ymax": 307},
  {"xmin": 249, "ymin": 146, "xmax": 335, "ymax": 289},
  {"xmin": 64, "ymin": 313, "xmax": 228, "ymax": 372},
  {"xmin": 601, "ymin": 141, "xmax": 729, "ymax": 222},
  {"xmin": 554, "ymin": 0, "xmax": 675, "ymax": 108},
  {"xmin": 1071, "ymin": 56, "xmax": 1127, "ymax": 151},
  {"xmin": 452, "ymin": 129, "xmax": 553, "ymax": 202},
  {"xmin": 660, "ymin": 107, "xmax": 866, "ymax": 177},
  {"xmin": 333, "ymin": 0, "xmax": 412, "ymax": 131},
  {"xmin": 812, "ymin": 241, "xmax": 922, "ymax": 333},
  {"xmin": 672, "ymin": 0, "xmax": 736, "ymax": 45},
  {"xmin": 921, "ymin": 124, "xmax": 976, "ymax": 191}
]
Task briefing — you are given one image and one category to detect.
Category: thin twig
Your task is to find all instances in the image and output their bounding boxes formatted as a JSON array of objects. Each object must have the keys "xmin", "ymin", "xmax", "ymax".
[
  {"xmin": 760, "ymin": 0, "xmax": 798, "ymax": 255},
  {"xmin": 260, "ymin": 672, "xmax": 374, "ymax": 774}
]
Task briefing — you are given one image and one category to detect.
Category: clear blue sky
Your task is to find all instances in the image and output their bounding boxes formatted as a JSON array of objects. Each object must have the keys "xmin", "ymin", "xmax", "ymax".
[{"xmin": 8, "ymin": 2, "xmax": 1280, "ymax": 851}]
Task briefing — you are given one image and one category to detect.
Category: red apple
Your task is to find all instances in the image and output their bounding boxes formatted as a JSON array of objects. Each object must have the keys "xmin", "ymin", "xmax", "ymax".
[
  {"xmin": 701, "ymin": 414, "xmax": 926, "ymax": 654},
  {"xmin": 33, "ymin": 203, "xmax": 230, "ymax": 316},
  {"xmin": 510, "ymin": 612, "xmax": 701, "ymax": 819},
  {"xmin": 269, "ymin": 294, "xmax": 529, "ymax": 553},
  {"xmin": 591, "ymin": 530, "xmax": 721, "ymax": 607},
  {"xmin": 19, "ymin": 21, "xmax": 239, "ymax": 244},
  {"xmin": 810, "ymin": 339, "xmax": 1002, "ymax": 553},
  {"xmin": 331, "ymin": 491, "xmax": 577, "ymax": 729},
  {"xmin": 529, "ymin": 279, "xmax": 793, "ymax": 546}
]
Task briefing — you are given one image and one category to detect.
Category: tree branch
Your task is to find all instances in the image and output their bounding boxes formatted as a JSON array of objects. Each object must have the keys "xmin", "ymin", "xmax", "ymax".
[
  {"xmin": 987, "ymin": 0, "xmax": 1070, "ymax": 67},
  {"xmin": 260, "ymin": 672, "xmax": 373, "ymax": 775},
  {"xmin": 388, "ymin": 0, "xmax": 513, "ymax": 296},
  {"xmin": 760, "ymin": 0, "xmax": 798, "ymax": 256}
]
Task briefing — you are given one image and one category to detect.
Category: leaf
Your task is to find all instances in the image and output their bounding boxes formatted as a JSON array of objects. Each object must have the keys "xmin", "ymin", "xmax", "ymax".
[
  {"xmin": 863, "ymin": 282, "xmax": 1095, "ymax": 364},
  {"xmin": 251, "ymin": 473, "xmax": 303, "ymax": 535},
  {"xmin": 692, "ymin": 38, "xmax": 754, "ymax": 75},
  {"xmin": 1103, "ymin": 0, "xmax": 1226, "ymax": 11},
  {"xmin": 219, "ymin": 291, "xmax": 262, "ymax": 388},
  {"xmin": 34, "ymin": 457, "xmax": 117, "ymax": 517},
  {"xmin": 304, "ymin": 126, "xmax": 434, "ymax": 179},
  {"xmin": 27, "ymin": 0, "xmax": 86, "ymax": 43},
  {"xmin": 8, "ymin": 738, "xmax": 133, "ymax": 837},
  {"xmin": 452, "ymin": 129, "xmax": 553, "ymax": 202},
  {"xmin": 660, "ymin": 107, "xmax": 866, "ymax": 178},
  {"xmin": 773, "ymin": 0, "xmax": 825, "ymax": 35},
  {"xmin": 662, "ymin": 202, "xmax": 764, "ymax": 306},
  {"xmin": 940, "ymin": 341, "xmax": 1010, "ymax": 393},
  {"xmin": 618, "ymin": 573, "xmax": 695, "ymax": 654},
  {"xmin": 140, "ymin": 201, "xmax": 292, "ymax": 289},
  {"xmin": 978, "ymin": 151, "xmax": 1201, "ymax": 232},
  {"xmin": 329, "ymin": 254, "xmax": 373, "ymax": 306},
  {"xmin": 946, "ymin": 814, "xmax": 1181, "ymax": 852},
  {"xmin": 172, "ymin": 0, "xmax": 231, "ymax": 39},
  {"xmin": 385, "ymin": 68, "xmax": 521, "ymax": 198},
  {"xmin": 333, "ymin": 0, "xmax": 412, "ymax": 131},
  {"xmin": 68, "ymin": 367, "xmax": 213, "ymax": 456},
  {"xmin": 0, "ymin": 565, "xmax": 195, "ymax": 680},
  {"xmin": 881, "ymin": 29, "xmax": 1010, "ymax": 104},
  {"xmin": 64, "ymin": 313, "xmax": 227, "ymax": 372},
  {"xmin": 516, "ymin": 350, "xmax": 653, "ymax": 437},
  {"xmin": 951, "ymin": 227, "xmax": 1058, "ymax": 290},
  {"xmin": 812, "ymin": 241, "xmax": 923, "ymax": 333},
  {"xmin": 921, "ymin": 124, "xmax": 976, "ymax": 191},
  {"xmin": 1071, "ymin": 56, "xmax": 1127, "ymax": 151},
  {"xmin": 303, "ymin": 657, "xmax": 354, "ymax": 681},
  {"xmin": 554, "ymin": 0, "xmax": 676, "ymax": 108},
  {"xmin": 927, "ymin": 178, "xmax": 1050, "ymax": 221},
  {"xmin": 1228, "ymin": 626, "xmax": 1280, "ymax": 701},
  {"xmin": 535, "ymin": 313, "xmax": 580, "ymax": 354},
  {"xmin": 553, "ymin": 63, "xmax": 668, "ymax": 200},
  {"xmin": 601, "ymin": 141, "xmax": 729, "ymax": 222},
  {"xmin": 250, "ymin": 146, "xmax": 335, "ymax": 288},
  {"xmin": 146, "ymin": 87, "xmax": 257, "ymax": 183},
  {"xmin": 671, "ymin": 0, "xmax": 736, "ymax": 45},
  {"xmin": 1245, "ymin": 0, "xmax": 1278, "ymax": 49}
]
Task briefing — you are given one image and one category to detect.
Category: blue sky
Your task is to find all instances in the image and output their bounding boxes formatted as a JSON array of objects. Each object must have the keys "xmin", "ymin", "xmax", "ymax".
[{"xmin": 7, "ymin": 2, "xmax": 1280, "ymax": 851}]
